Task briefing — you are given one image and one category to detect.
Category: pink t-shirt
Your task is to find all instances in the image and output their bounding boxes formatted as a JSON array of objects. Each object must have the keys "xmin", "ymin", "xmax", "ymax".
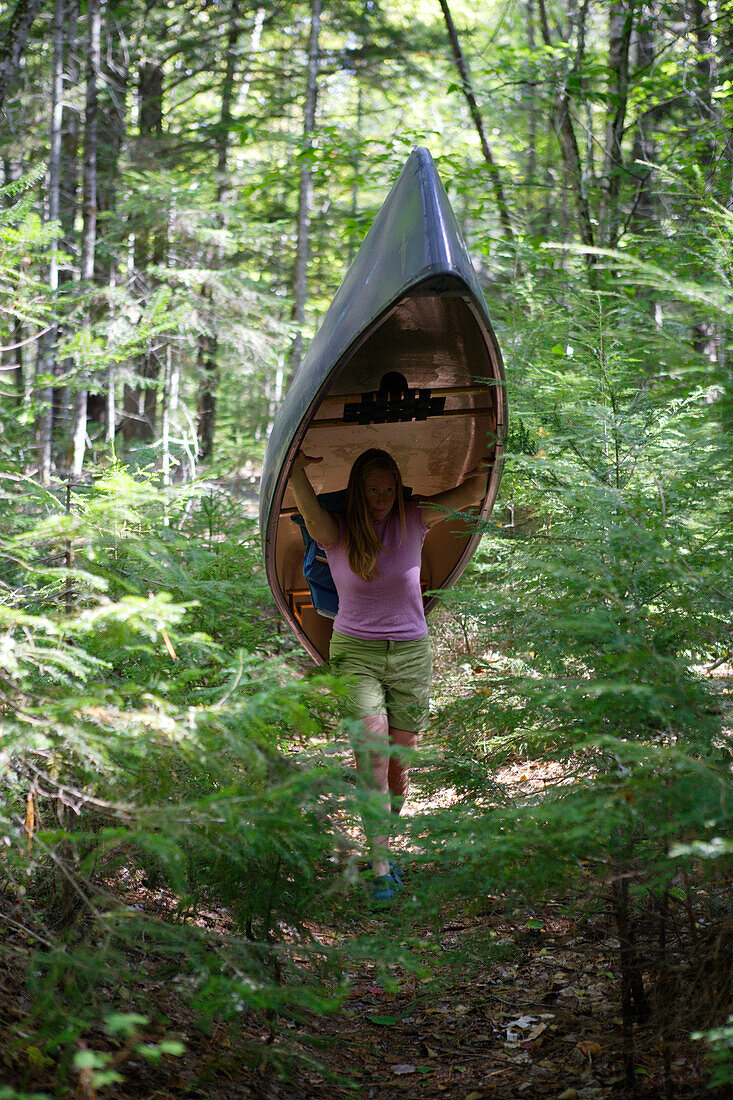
[{"xmin": 320, "ymin": 499, "xmax": 428, "ymax": 641}]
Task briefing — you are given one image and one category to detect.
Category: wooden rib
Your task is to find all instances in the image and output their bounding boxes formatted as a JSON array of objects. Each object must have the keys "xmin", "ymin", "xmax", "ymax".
[
  {"xmin": 308, "ymin": 405, "xmax": 494, "ymax": 430},
  {"xmin": 318, "ymin": 383, "xmax": 491, "ymax": 408}
]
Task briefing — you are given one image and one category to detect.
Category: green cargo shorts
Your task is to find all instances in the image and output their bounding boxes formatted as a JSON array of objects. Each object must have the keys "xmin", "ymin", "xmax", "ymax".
[{"xmin": 329, "ymin": 631, "xmax": 432, "ymax": 733}]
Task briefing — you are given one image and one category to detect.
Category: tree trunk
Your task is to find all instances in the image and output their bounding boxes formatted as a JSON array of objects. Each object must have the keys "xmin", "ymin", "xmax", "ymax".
[
  {"xmin": 630, "ymin": 6, "xmax": 656, "ymax": 231},
  {"xmin": 197, "ymin": 0, "xmax": 241, "ymax": 461},
  {"xmin": 0, "ymin": 0, "xmax": 44, "ymax": 113},
  {"xmin": 2, "ymin": 158, "xmax": 25, "ymax": 405},
  {"xmin": 161, "ymin": 343, "xmax": 172, "ymax": 487},
  {"xmin": 601, "ymin": 0, "xmax": 636, "ymax": 246},
  {"xmin": 98, "ymin": 15, "xmax": 129, "ymax": 445},
  {"xmin": 36, "ymin": 0, "xmax": 65, "ymax": 483},
  {"xmin": 537, "ymin": 0, "xmax": 596, "ymax": 255},
  {"xmin": 69, "ymin": 0, "xmax": 101, "ymax": 477},
  {"xmin": 79, "ymin": 0, "xmax": 99, "ymax": 286},
  {"xmin": 51, "ymin": 0, "xmax": 79, "ymax": 445},
  {"xmin": 524, "ymin": 0, "xmax": 539, "ymax": 229},
  {"xmin": 438, "ymin": 0, "xmax": 517, "ymax": 252},
  {"xmin": 123, "ymin": 60, "xmax": 164, "ymax": 444},
  {"xmin": 289, "ymin": 0, "xmax": 321, "ymax": 378}
]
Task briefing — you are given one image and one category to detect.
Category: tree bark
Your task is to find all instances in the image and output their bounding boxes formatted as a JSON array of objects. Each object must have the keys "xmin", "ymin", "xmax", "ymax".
[
  {"xmin": 97, "ymin": 14, "xmax": 129, "ymax": 445},
  {"xmin": 122, "ymin": 60, "xmax": 164, "ymax": 443},
  {"xmin": 197, "ymin": 0, "xmax": 241, "ymax": 461},
  {"xmin": 2, "ymin": 158, "xmax": 24, "ymax": 404},
  {"xmin": 69, "ymin": 0, "xmax": 101, "ymax": 475},
  {"xmin": 36, "ymin": 0, "xmax": 65, "ymax": 482},
  {"xmin": 524, "ymin": 0, "xmax": 539, "ymax": 229},
  {"xmin": 601, "ymin": 0, "xmax": 636, "ymax": 246},
  {"xmin": 0, "ymin": 0, "xmax": 44, "ymax": 114},
  {"xmin": 630, "ymin": 5, "xmax": 656, "ymax": 232},
  {"xmin": 289, "ymin": 0, "xmax": 321, "ymax": 378},
  {"xmin": 69, "ymin": 0, "xmax": 101, "ymax": 477},
  {"xmin": 537, "ymin": 0, "xmax": 596, "ymax": 255},
  {"xmin": 51, "ymin": 0, "xmax": 79, "ymax": 447},
  {"xmin": 437, "ymin": 0, "xmax": 516, "ymax": 251}
]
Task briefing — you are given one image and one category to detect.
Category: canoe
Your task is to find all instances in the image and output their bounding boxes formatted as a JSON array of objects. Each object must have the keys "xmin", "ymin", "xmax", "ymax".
[{"xmin": 259, "ymin": 146, "xmax": 507, "ymax": 663}]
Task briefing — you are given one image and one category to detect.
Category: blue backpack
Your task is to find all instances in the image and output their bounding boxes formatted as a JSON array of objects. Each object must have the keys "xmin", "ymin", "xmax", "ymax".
[{"xmin": 291, "ymin": 488, "xmax": 412, "ymax": 618}]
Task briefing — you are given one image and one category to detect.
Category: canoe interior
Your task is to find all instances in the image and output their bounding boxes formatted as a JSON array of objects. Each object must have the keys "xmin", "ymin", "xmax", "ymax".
[{"xmin": 271, "ymin": 282, "xmax": 504, "ymax": 663}]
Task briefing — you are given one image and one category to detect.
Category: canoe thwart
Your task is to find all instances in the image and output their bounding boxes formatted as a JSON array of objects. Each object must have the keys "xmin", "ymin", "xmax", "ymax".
[
  {"xmin": 343, "ymin": 370, "xmax": 446, "ymax": 426},
  {"xmin": 320, "ymin": 382, "xmax": 493, "ymax": 408},
  {"xmin": 310, "ymin": 405, "xmax": 494, "ymax": 430}
]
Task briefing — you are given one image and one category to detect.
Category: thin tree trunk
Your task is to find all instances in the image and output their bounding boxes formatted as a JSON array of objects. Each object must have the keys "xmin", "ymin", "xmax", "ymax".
[
  {"xmin": 524, "ymin": 0, "xmax": 538, "ymax": 229},
  {"xmin": 97, "ymin": 16, "xmax": 128, "ymax": 446},
  {"xmin": 161, "ymin": 343, "xmax": 172, "ymax": 488},
  {"xmin": 689, "ymin": 0, "xmax": 716, "ymax": 181},
  {"xmin": 36, "ymin": 0, "xmax": 65, "ymax": 482},
  {"xmin": 53, "ymin": 0, "xmax": 79, "ymax": 444},
  {"xmin": 601, "ymin": 0, "xmax": 636, "ymax": 246},
  {"xmin": 0, "ymin": 0, "xmax": 44, "ymax": 114},
  {"xmin": 69, "ymin": 0, "xmax": 101, "ymax": 477},
  {"xmin": 630, "ymin": 6, "xmax": 656, "ymax": 232},
  {"xmin": 4, "ymin": 320, "xmax": 24, "ymax": 403},
  {"xmin": 123, "ymin": 60, "xmax": 164, "ymax": 443},
  {"xmin": 79, "ymin": 0, "xmax": 99, "ymax": 287},
  {"xmin": 437, "ymin": 0, "xmax": 517, "ymax": 251},
  {"xmin": 537, "ymin": 0, "xmax": 596, "ymax": 255},
  {"xmin": 2, "ymin": 157, "xmax": 25, "ymax": 403},
  {"xmin": 289, "ymin": 0, "xmax": 321, "ymax": 378},
  {"xmin": 197, "ymin": 0, "xmax": 241, "ymax": 460}
]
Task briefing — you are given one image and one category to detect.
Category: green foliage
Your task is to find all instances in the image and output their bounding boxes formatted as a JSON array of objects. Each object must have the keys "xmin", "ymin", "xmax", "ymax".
[
  {"xmin": 2, "ymin": 4, "xmax": 733, "ymax": 1092},
  {"xmin": 410, "ymin": 216, "xmax": 733, "ymax": 1088},
  {"xmin": 0, "ymin": 466, "xmax": 361, "ymax": 1090},
  {"xmin": 694, "ymin": 1016, "xmax": 733, "ymax": 1089}
]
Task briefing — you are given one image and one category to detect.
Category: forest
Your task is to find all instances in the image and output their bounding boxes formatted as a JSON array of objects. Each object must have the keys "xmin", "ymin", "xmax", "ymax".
[{"xmin": 1, "ymin": 0, "xmax": 732, "ymax": 1097}]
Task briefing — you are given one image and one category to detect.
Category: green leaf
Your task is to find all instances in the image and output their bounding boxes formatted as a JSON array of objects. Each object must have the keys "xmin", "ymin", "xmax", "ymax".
[
  {"xmin": 105, "ymin": 1013, "xmax": 149, "ymax": 1037},
  {"xmin": 73, "ymin": 1050, "xmax": 109, "ymax": 1070}
]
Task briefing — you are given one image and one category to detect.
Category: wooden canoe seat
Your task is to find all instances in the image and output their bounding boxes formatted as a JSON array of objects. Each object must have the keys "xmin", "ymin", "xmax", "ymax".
[{"xmin": 288, "ymin": 587, "xmax": 315, "ymax": 627}]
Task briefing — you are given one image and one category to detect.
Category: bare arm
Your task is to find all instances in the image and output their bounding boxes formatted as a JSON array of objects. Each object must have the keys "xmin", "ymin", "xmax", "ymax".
[
  {"xmin": 289, "ymin": 453, "xmax": 339, "ymax": 547},
  {"xmin": 418, "ymin": 461, "xmax": 490, "ymax": 529}
]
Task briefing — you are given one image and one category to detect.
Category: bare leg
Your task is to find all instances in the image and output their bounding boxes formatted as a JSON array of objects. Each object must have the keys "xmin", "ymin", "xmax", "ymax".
[
  {"xmin": 388, "ymin": 727, "xmax": 418, "ymax": 815},
  {"xmin": 352, "ymin": 714, "xmax": 391, "ymax": 878}
]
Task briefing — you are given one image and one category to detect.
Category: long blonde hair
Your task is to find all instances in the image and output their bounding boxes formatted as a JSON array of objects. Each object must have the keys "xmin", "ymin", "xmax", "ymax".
[{"xmin": 345, "ymin": 449, "xmax": 406, "ymax": 581}]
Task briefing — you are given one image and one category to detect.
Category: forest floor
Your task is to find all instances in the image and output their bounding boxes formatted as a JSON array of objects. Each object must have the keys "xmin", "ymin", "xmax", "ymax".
[
  {"xmin": 3, "ymin": 757, "xmax": 726, "ymax": 1100},
  {"xmin": 3, "ymin": 667, "xmax": 730, "ymax": 1100}
]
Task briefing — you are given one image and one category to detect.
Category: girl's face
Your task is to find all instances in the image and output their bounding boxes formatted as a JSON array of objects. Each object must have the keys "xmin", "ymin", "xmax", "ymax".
[{"xmin": 362, "ymin": 468, "xmax": 397, "ymax": 522}]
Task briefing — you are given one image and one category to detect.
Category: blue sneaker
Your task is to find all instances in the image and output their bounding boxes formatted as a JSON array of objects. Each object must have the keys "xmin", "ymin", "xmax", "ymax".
[
  {"xmin": 371, "ymin": 875, "xmax": 400, "ymax": 904},
  {"xmin": 389, "ymin": 861, "xmax": 405, "ymax": 886}
]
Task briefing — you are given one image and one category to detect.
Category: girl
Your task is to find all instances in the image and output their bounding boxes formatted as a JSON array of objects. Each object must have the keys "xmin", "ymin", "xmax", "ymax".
[{"xmin": 290, "ymin": 448, "xmax": 488, "ymax": 902}]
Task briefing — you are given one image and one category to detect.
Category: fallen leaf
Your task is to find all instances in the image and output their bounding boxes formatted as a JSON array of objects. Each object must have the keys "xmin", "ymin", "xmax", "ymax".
[
  {"xmin": 392, "ymin": 1064, "xmax": 416, "ymax": 1075},
  {"xmin": 367, "ymin": 1015, "xmax": 398, "ymax": 1026},
  {"xmin": 575, "ymin": 1040, "xmax": 601, "ymax": 1061},
  {"xmin": 526, "ymin": 1022, "xmax": 547, "ymax": 1041},
  {"xmin": 557, "ymin": 1090, "xmax": 579, "ymax": 1100}
]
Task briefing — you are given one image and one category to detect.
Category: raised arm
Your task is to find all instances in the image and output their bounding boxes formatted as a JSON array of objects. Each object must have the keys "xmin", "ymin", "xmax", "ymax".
[
  {"xmin": 418, "ymin": 461, "xmax": 490, "ymax": 529},
  {"xmin": 289, "ymin": 452, "xmax": 339, "ymax": 548}
]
